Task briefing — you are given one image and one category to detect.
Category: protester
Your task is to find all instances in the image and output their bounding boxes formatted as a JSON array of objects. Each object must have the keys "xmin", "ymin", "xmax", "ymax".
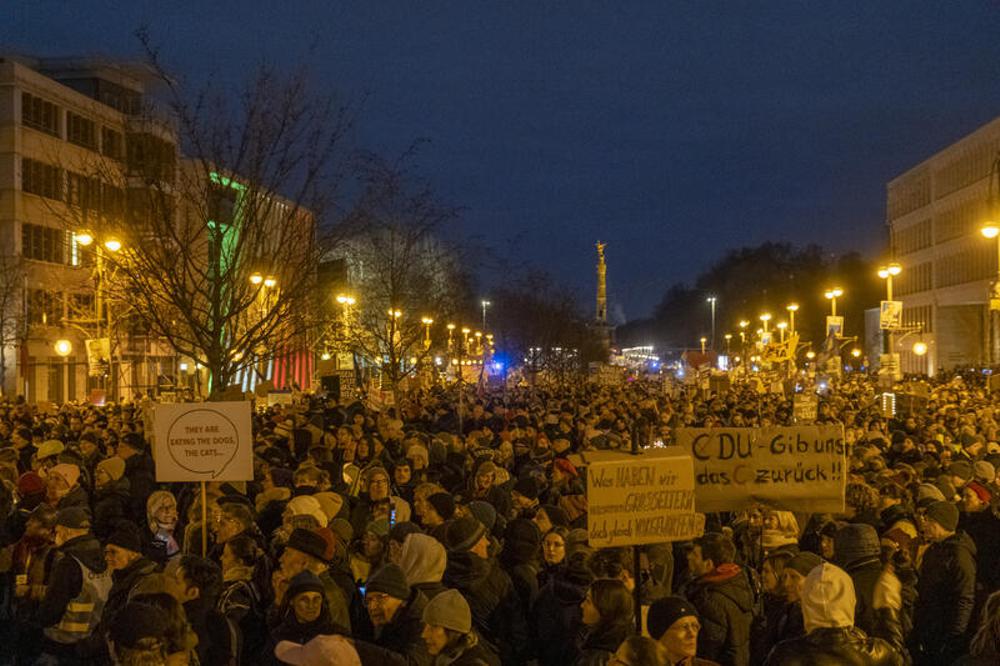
[
  {"xmin": 577, "ymin": 578, "xmax": 634, "ymax": 665},
  {"xmin": 420, "ymin": 588, "xmax": 500, "ymax": 665},
  {"xmin": 646, "ymin": 595, "xmax": 719, "ymax": 665}
]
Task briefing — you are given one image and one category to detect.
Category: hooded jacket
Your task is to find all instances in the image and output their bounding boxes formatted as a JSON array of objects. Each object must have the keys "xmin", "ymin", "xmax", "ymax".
[
  {"xmin": 684, "ymin": 563, "xmax": 754, "ymax": 666},
  {"xmin": 764, "ymin": 563, "xmax": 902, "ymax": 666},
  {"xmin": 400, "ymin": 534, "xmax": 449, "ymax": 600},
  {"xmin": 911, "ymin": 530, "xmax": 976, "ymax": 659},
  {"xmin": 444, "ymin": 550, "xmax": 529, "ymax": 665}
]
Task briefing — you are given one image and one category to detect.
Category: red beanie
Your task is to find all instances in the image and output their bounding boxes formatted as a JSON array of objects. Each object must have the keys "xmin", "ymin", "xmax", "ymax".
[
  {"xmin": 553, "ymin": 457, "xmax": 578, "ymax": 479},
  {"xmin": 967, "ymin": 480, "xmax": 992, "ymax": 505},
  {"xmin": 17, "ymin": 472, "xmax": 46, "ymax": 497}
]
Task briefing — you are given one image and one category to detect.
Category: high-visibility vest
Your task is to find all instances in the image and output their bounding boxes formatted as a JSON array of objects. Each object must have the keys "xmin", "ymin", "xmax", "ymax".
[{"xmin": 43, "ymin": 555, "xmax": 112, "ymax": 644}]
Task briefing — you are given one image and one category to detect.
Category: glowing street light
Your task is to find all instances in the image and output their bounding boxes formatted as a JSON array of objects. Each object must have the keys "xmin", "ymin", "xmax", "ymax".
[
  {"xmin": 700, "ymin": 336, "xmax": 707, "ymax": 353},
  {"xmin": 421, "ymin": 317, "xmax": 434, "ymax": 348},
  {"xmin": 54, "ymin": 339, "xmax": 73, "ymax": 357},
  {"xmin": 249, "ymin": 273, "xmax": 263, "ymax": 285},
  {"xmin": 481, "ymin": 300, "xmax": 491, "ymax": 330},
  {"xmin": 776, "ymin": 321, "xmax": 788, "ymax": 343},
  {"xmin": 706, "ymin": 296, "xmax": 717, "ymax": 350},
  {"xmin": 913, "ymin": 341, "xmax": 928, "ymax": 356},
  {"xmin": 336, "ymin": 294, "xmax": 356, "ymax": 306},
  {"xmin": 74, "ymin": 232, "xmax": 94, "ymax": 246},
  {"xmin": 103, "ymin": 238, "xmax": 122, "ymax": 253},
  {"xmin": 824, "ymin": 287, "xmax": 843, "ymax": 317},
  {"xmin": 786, "ymin": 303, "xmax": 799, "ymax": 333},
  {"xmin": 759, "ymin": 313, "xmax": 772, "ymax": 332},
  {"xmin": 263, "ymin": 276, "xmax": 277, "ymax": 288}
]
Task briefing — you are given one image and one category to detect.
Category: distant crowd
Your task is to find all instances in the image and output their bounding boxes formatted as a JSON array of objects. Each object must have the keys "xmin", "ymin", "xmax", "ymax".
[{"xmin": 0, "ymin": 370, "xmax": 999, "ymax": 665}]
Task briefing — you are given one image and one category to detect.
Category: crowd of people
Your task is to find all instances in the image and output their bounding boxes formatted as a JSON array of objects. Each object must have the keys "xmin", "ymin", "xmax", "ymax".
[{"xmin": 0, "ymin": 370, "xmax": 1000, "ymax": 665}]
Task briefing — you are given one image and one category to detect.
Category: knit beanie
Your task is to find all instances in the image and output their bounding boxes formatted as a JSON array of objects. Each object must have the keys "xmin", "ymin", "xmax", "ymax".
[
  {"xmin": 444, "ymin": 517, "xmax": 487, "ymax": 552},
  {"xmin": 366, "ymin": 520, "xmax": 390, "ymax": 538},
  {"xmin": 427, "ymin": 492, "xmax": 456, "ymax": 521},
  {"xmin": 800, "ymin": 563, "xmax": 856, "ymax": 632},
  {"xmin": 466, "ymin": 500, "xmax": 498, "ymax": 533},
  {"xmin": 948, "ymin": 461, "xmax": 974, "ymax": 483},
  {"xmin": 512, "ymin": 477, "xmax": 539, "ymax": 500},
  {"xmin": 388, "ymin": 521, "xmax": 423, "ymax": 544},
  {"xmin": 422, "ymin": 589, "xmax": 472, "ymax": 633},
  {"xmin": 974, "ymin": 460, "xmax": 996, "ymax": 484},
  {"xmin": 366, "ymin": 563, "xmax": 410, "ymax": 600},
  {"xmin": 107, "ymin": 521, "xmax": 143, "ymax": 553},
  {"xmin": 785, "ymin": 551, "xmax": 823, "ymax": 577},
  {"xmin": 966, "ymin": 480, "xmax": 993, "ymax": 504},
  {"xmin": 502, "ymin": 518, "xmax": 541, "ymax": 563},
  {"xmin": 833, "ymin": 523, "xmax": 880, "ymax": 567},
  {"xmin": 286, "ymin": 570, "xmax": 325, "ymax": 600},
  {"xmin": 646, "ymin": 596, "xmax": 699, "ymax": 640},
  {"xmin": 286, "ymin": 495, "xmax": 328, "ymax": 527},
  {"xmin": 16, "ymin": 471, "xmax": 46, "ymax": 497},
  {"xmin": 916, "ymin": 482, "xmax": 946, "ymax": 505},
  {"xmin": 36, "ymin": 439, "xmax": 65, "ymax": 460},
  {"xmin": 287, "ymin": 528, "xmax": 331, "ymax": 563},
  {"xmin": 925, "ymin": 501, "xmax": 960, "ymax": 532},
  {"xmin": 96, "ymin": 456, "xmax": 126, "ymax": 482},
  {"xmin": 49, "ymin": 463, "xmax": 80, "ymax": 488}
]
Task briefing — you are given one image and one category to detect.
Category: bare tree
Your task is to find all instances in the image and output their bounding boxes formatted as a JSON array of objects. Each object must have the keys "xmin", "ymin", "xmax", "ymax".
[
  {"xmin": 42, "ymin": 34, "xmax": 356, "ymax": 398},
  {"xmin": 337, "ymin": 149, "xmax": 471, "ymax": 398},
  {"xmin": 0, "ymin": 253, "xmax": 25, "ymax": 395}
]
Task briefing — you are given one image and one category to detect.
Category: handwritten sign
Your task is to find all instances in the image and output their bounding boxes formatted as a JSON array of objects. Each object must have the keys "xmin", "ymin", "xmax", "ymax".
[
  {"xmin": 584, "ymin": 449, "xmax": 704, "ymax": 547},
  {"xmin": 793, "ymin": 393, "xmax": 818, "ymax": 423},
  {"xmin": 153, "ymin": 402, "xmax": 253, "ymax": 482},
  {"xmin": 675, "ymin": 426, "xmax": 847, "ymax": 513}
]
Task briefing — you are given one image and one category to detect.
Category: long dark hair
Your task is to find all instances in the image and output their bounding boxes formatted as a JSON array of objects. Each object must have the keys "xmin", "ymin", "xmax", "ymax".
[{"xmin": 587, "ymin": 578, "xmax": 634, "ymax": 637}]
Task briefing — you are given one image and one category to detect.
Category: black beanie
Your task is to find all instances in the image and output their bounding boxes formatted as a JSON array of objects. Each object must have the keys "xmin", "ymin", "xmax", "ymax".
[
  {"xmin": 646, "ymin": 596, "xmax": 699, "ymax": 640},
  {"xmin": 107, "ymin": 521, "xmax": 143, "ymax": 553},
  {"xmin": 445, "ymin": 517, "xmax": 487, "ymax": 552},
  {"xmin": 513, "ymin": 477, "xmax": 539, "ymax": 500},
  {"xmin": 427, "ymin": 492, "xmax": 456, "ymax": 521},
  {"xmin": 287, "ymin": 528, "xmax": 330, "ymax": 563},
  {"xmin": 367, "ymin": 563, "xmax": 411, "ymax": 600}
]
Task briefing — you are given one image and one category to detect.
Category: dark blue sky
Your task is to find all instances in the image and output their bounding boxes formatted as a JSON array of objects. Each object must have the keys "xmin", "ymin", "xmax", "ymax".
[{"xmin": 6, "ymin": 2, "xmax": 1000, "ymax": 320}]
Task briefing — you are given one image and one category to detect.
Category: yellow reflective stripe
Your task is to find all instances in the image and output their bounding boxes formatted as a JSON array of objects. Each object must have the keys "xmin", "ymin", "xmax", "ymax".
[
  {"xmin": 57, "ymin": 621, "xmax": 90, "ymax": 633},
  {"xmin": 66, "ymin": 602, "xmax": 94, "ymax": 613}
]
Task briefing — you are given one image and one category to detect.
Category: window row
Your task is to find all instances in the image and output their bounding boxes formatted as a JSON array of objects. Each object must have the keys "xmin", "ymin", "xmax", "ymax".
[
  {"xmin": 25, "ymin": 289, "xmax": 97, "ymax": 326},
  {"xmin": 22, "ymin": 92, "xmax": 128, "ymax": 159}
]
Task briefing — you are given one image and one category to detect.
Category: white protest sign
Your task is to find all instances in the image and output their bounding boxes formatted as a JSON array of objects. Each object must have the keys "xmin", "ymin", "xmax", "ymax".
[
  {"xmin": 154, "ymin": 401, "xmax": 253, "ymax": 482},
  {"xmin": 793, "ymin": 393, "xmax": 818, "ymax": 423},
  {"xmin": 675, "ymin": 425, "xmax": 847, "ymax": 513},
  {"xmin": 584, "ymin": 449, "xmax": 705, "ymax": 548}
]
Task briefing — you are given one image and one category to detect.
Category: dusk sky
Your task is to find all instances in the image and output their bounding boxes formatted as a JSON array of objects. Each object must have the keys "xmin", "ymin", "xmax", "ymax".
[{"xmin": 5, "ymin": 2, "xmax": 1000, "ymax": 321}]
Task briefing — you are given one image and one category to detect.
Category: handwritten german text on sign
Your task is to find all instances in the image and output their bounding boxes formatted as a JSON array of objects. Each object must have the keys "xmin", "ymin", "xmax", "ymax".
[
  {"xmin": 585, "ymin": 449, "xmax": 704, "ymax": 547},
  {"xmin": 154, "ymin": 402, "xmax": 253, "ymax": 482},
  {"xmin": 675, "ymin": 426, "xmax": 847, "ymax": 513}
]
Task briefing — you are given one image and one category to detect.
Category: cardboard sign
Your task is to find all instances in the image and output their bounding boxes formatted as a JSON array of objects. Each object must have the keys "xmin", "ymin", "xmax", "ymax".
[
  {"xmin": 880, "ymin": 301, "xmax": 903, "ymax": 330},
  {"xmin": 825, "ymin": 316, "xmax": 844, "ymax": 338},
  {"xmin": 793, "ymin": 393, "xmax": 818, "ymax": 423},
  {"xmin": 584, "ymin": 449, "xmax": 705, "ymax": 548},
  {"xmin": 154, "ymin": 401, "xmax": 253, "ymax": 482},
  {"xmin": 675, "ymin": 425, "xmax": 848, "ymax": 513}
]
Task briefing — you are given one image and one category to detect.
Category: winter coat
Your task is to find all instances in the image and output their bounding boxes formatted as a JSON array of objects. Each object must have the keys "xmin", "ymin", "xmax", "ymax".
[
  {"xmin": 444, "ymin": 550, "xmax": 529, "ymax": 665},
  {"xmin": 684, "ymin": 564, "xmax": 755, "ymax": 666},
  {"xmin": 531, "ymin": 565, "xmax": 591, "ymax": 666},
  {"xmin": 91, "ymin": 478, "xmax": 132, "ymax": 540},
  {"xmin": 123, "ymin": 453, "xmax": 157, "ymax": 523},
  {"xmin": 573, "ymin": 621, "xmax": 632, "ymax": 666},
  {"xmin": 77, "ymin": 554, "xmax": 158, "ymax": 660},
  {"xmin": 911, "ymin": 531, "xmax": 976, "ymax": 662},
  {"xmin": 431, "ymin": 632, "xmax": 501, "ymax": 666},
  {"xmin": 843, "ymin": 556, "xmax": 883, "ymax": 638},
  {"xmin": 765, "ymin": 626, "xmax": 904, "ymax": 666},
  {"xmin": 353, "ymin": 588, "xmax": 431, "ymax": 666}
]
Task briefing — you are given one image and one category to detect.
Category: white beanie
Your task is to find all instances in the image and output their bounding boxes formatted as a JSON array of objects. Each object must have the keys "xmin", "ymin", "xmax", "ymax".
[{"xmin": 801, "ymin": 562, "xmax": 856, "ymax": 633}]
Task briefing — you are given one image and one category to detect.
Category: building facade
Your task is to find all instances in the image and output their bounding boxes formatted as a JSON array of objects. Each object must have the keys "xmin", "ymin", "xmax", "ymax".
[{"xmin": 887, "ymin": 115, "xmax": 1000, "ymax": 375}]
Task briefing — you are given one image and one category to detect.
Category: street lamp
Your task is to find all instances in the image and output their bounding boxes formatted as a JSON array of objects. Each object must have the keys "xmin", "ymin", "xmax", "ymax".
[
  {"xmin": 249, "ymin": 273, "xmax": 263, "ymax": 285},
  {"xmin": 73, "ymin": 231, "xmax": 123, "ymax": 401},
  {"xmin": 481, "ymin": 300, "xmax": 491, "ymax": 330},
  {"xmin": 700, "ymin": 337, "xmax": 707, "ymax": 353},
  {"xmin": 421, "ymin": 317, "xmax": 434, "ymax": 348},
  {"xmin": 982, "ymin": 223, "xmax": 1000, "ymax": 365},
  {"xmin": 263, "ymin": 276, "xmax": 277, "ymax": 289},
  {"xmin": 724, "ymin": 333, "xmax": 732, "ymax": 357},
  {"xmin": 913, "ymin": 341, "xmax": 928, "ymax": 356},
  {"xmin": 878, "ymin": 263, "xmax": 902, "ymax": 362},
  {"xmin": 759, "ymin": 313, "xmax": 772, "ymax": 332},
  {"xmin": 824, "ymin": 287, "xmax": 843, "ymax": 317},
  {"xmin": 776, "ymin": 321, "xmax": 788, "ymax": 343},
  {"xmin": 738, "ymin": 319, "xmax": 749, "ymax": 344},
  {"xmin": 446, "ymin": 323, "xmax": 456, "ymax": 350},
  {"xmin": 706, "ymin": 296, "xmax": 717, "ymax": 350},
  {"xmin": 54, "ymin": 339, "xmax": 72, "ymax": 402},
  {"xmin": 103, "ymin": 238, "xmax": 122, "ymax": 253},
  {"xmin": 786, "ymin": 303, "xmax": 799, "ymax": 333},
  {"xmin": 336, "ymin": 294, "xmax": 356, "ymax": 306}
]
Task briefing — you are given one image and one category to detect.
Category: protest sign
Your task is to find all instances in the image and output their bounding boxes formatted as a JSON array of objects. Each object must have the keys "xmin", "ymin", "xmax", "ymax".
[
  {"xmin": 583, "ymin": 449, "xmax": 704, "ymax": 548},
  {"xmin": 154, "ymin": 401, "xmax": 253, "ymax": 482},
  {"xmin": 675, "ymin": 425, "xmax": 847, "ymax": 513},
  {"xmin": 793, "ymin": 393, "xmax": 818, "ymax": 423},
  {"xmin": 267, "ymin": 391, "xmax": 294, "ymax": 407}
]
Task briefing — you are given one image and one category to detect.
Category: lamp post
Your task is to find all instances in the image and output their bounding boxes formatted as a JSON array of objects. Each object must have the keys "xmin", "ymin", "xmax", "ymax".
[
  {"xmin": 777, "ymin": 321, "xmax": 788, "ymax": 343},
  {"xmin": 786, "ymin": 303, "xmax": 799, "ymax": 334},
  {"xmin": 481, "ymin": 300, "xmax": 491, "ymax": 331},
  {"xmin": 759, "ymin": 313, "xmax": 772, "ymax": 333},
  {"xmin": 706, "ymin": 296, "xmax": 717, "ymax": 350},
  {"xmin": 724, "ymin": 333, "xmax": 732, "ymax": 357},
  {"xmin": 74, "ymin": 233, "xmax": 122, "ymax": 400},
  {"xmin": 824, "ymin": 287, "xmax": 843, "ymax": 317},
  {"xmin": 421, "ymin": 317, "xmax": 434, "ymax": 349},
  {"xmin": 54, "ymin": 339, "xmax": 72, "ymax": 403},
  {"xmin": 878, "ymin": 263, "xmax": 902, "ymax": 363},
  {"xmin": 982, "ymin": 223, "xmax": 1000, "ymax": 365},
  {"xmin": 700, "ymin": 337, "xmax": 707, "ymax": 354},
  {"xmin": 446, "ymin": 323, "xmax": 456, "ymax": 351}
]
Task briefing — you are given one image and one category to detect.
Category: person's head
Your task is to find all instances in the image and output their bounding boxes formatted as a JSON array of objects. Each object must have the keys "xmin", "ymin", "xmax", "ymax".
[
  {"xmin": 365, "ymin": 563, "xmax": 410, "ymax": 627},
  {"xmin": 762, "ymin": 550, "xmax": 794, "ymax": 595},
  {"xmin": 580, "ymin": 578, "xmax": 633, "ymax": 630},
  {"xmin": 108, "ymin": 602, "xmax": 170, "ymax": 666},
  {"xmin": 54, "ymin": 507, "xmax": 91, "ymax": 546},
  {"xmin": 800, "ymin": 562, "xmax": 856, "ymax": 633},
  {"xmin": 105, "ymin": 522, "xmax": 144, "ymax": 572},
  {"xmin": 393, "ymin": 461, "xmax": 412, "ymax": 487},
  {"xmin": 444, "ymin": 517, "xmax": 490, "ymax": 560},
  {"xmin": 922, "ymin": 500, "xmax": 959, "ymax": 542},
  {"xmin": 421, "ymin": 589, "xmax": 473, "ymax": 656},
  {"xmin": 214, "ymin": 502, "xmax": 254, "ymax": 544},
  {"xmin": 146, "ymin": 491, "xmax": 178, "ymax": 532},
  {"xmin": 423, "ymin": 493, "xmax": 454, "ymax": 528},
  {"xmin": 969, "ymin": 589, "xmax": 1000, "ymax": 658},
  {"xmin": 163, "ymin": 555, "xmax": 221, "ymax": 606},
  {"xmin": 411, "ymin": 482, "xmax": 444, "ymax": 522},
  {"xmin": 610, "ymin": 636, "xmax": 668, "ymax": 666},
  {"xmin": 962, "ymin": 481, "xmax": 993, "ymax": 513},
  {"xmin": 687, "ymin": 532, "xmax": 735, "ymax": 577},
  {"xmin": 221, "ymin": 534, "xmax": 260, "ymax": 573},
  {"xmin": 24, "ymin": 504, "xmax": 57, "ymax": 540},
  {"xmin": 542, "ymin": 527, "xmax": 569, "ymax": 566},
  {"xmin": 782, "ymin": 551, "xmax": 823, "ymax": 603},
  {"xmin": 46, "ymin": 463, "xmax": 80, "ymax": 500},
  {"xmin": 281, "ymin": 528, "xmax": 331, "ymax": 577},
  {"xmin": 117, "ymin": 433, "xmax": 146, "ymax": 460},
  {"xmin": 647, "ymin": 596, "xmax": 700, "ymax": 662},
  {"xmin": 94, "ymin": 456, "xmax": 126, "ymax": 490},
  {"xmin": 366, "ymin": 467, "xmax": 390, "ymax": 501},
  {"xmin": 474, "ymin": 461, "xmax": 496, "ymax": 492}
]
